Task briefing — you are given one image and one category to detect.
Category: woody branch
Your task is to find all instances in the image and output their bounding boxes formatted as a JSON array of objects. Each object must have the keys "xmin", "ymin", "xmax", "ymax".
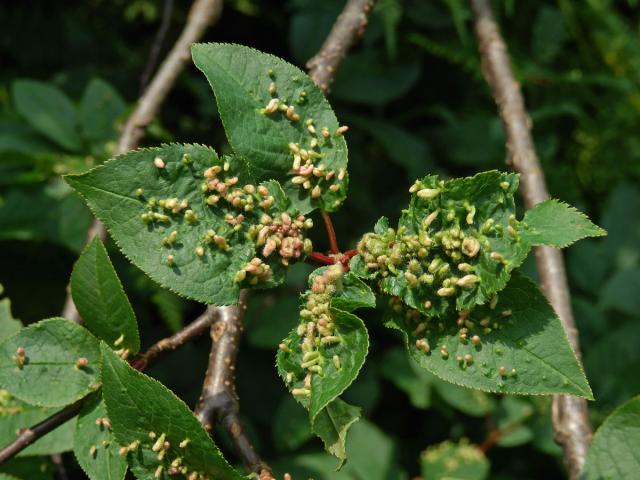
[{"xmin": 469, "ymin": 1, "xmax": 591, "ymax": 478}]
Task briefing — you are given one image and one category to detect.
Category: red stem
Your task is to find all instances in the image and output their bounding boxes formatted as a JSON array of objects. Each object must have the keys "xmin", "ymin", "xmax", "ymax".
[
  {"xmin": 320, "ymin": 210, "xmax": 340, "ymax": 254},
  {"xmin": 307, "ymin": 252, "xmax": 337, "ymax": 266}
]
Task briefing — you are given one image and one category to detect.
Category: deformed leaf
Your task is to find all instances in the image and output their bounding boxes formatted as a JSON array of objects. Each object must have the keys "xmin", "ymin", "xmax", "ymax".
[
  {"xmin": 276, "ymin": 265, "xmax": 370, "ymax": 465},
  {"xmin": 312, "ymin": 398, "xmax": 361, "ymax": 467},
  {"xmin": 385, "ymin": 272, "xmax": 593, "ymax": 398},
  {"xmin": 420, "ymin": 440, "xmax": 489, "ymax": 480},
  {"xmin": 582, "ymin": 395, "xmax": 640, "ymax": 479},
  {"xmin": 0, "ymin": 318, "xmax": 101, "ymax": 407},
  {"xmin": 71, "ymin": 238, "xmax": 140, "ymax": 354},
  {"xmin": 308, "ymin": 267, "xmax": 376, "ymax": 313},
  {"xmin": 66, "ymin": 144, "xmax": 312, "ymax": 305},
  {"xmin": 192, "ymin": 42, "xmax": 349, "ymax": 214},
  {"xmin": 0, "ymin": 390, "xmax": 75, "ymax": 456},
  {"xmin": 356, "ymin": 171, "xmax": 530, "ymax": 317},
  {"xmin": 73, "ymin": 394, "xmax": 127, "ymax": 480},
  {"xmin": 100, "ymin": 344, "xmax": 243, "ymax": 480},
  {"xmin": 519, "ymin": 199, "xmax": 605, "ymax": 248}
]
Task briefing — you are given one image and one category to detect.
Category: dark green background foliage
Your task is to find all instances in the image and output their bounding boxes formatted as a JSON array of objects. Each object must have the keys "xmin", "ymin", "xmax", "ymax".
[{"xmin": 0, "ymin": 0, "xmax": 639, "ymax": 478}]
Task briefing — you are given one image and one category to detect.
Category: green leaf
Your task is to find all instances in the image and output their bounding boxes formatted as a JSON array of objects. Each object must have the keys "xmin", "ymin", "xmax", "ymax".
[
  {"xmin": 191, "ymin": 42, "xmax": 348, "ymax": 214},
  {"xmin": 308, "ymin": 267, "xmax": 376, "ymax": 313},
  {"xmin": 420, "ymin": 440, "xmax": 489, "ymax": 480},
  {"xmin": 71, "ymin": 237, "xmax": 140, "ymax": 354},
  {"xmin": 277, "ymin": 307, "xmax": 369, "ymax": 422},
  {"xmin": 79, "ymin": 78, "xmax": 126, "ymax": 144},
  {"xmin": 311, "ymin": 398, "xmax": 361, "ymax": 467},
  {"xmin": 358, "ymin": 171, "xmax": 530, "ymax": 316},
  {"xmin": 385, "ymin": 272, "xmax": 593, "ymax": 398},
  {"xmin": 520, "ymin": 199, "xmax": 605, "ymax": 248},
  {"xmin": 74, "ymin": 394, "xmax": 128, "ymax": 480},
  {"xmin": 0, "ymin": 318, "xmax": 101, "ymax": 407},
  {"xmin": 276, "ymin": 266, "xmax": 370, "ymax": 465},
  {"xmin": 12, "ymin": 80, "xmax": 82, "ymax": 152},
  {"xmin": 66, "ymin": 143, "xmax": 312, "ymax": 305},
  {"xmin": 582, "ymin": 395, "xmax": 640, "ymax": 479},
  {"xmin": 100, "ymin": 344, "xmax": 243, "ymax": 480},
  {"xmin": 0, "ymin": 390, "xmax": 75, "ymax": 456},
  {"xmin": 0, "ymin": 299, "xmax": 22, "ymax": 343}
]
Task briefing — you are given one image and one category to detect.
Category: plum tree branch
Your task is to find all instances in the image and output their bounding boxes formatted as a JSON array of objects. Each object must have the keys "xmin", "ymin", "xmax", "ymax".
[
  {"xmin": 0, "ymin": 396, "xmax": 87, "ymax": 465},
  {"xmin": 307, "ymin": 0, "xmax": 375, "ymax": 93},
  {"xmin": 470, "ymin": 1, "xmax": 591, "ymax": 478},
  {"xmin": 129, "ymin": 305, "xmax": 219, "ymax": 371},
  {"xmin": 62, "ymin": 0, "xmax": 224, "ymax": 323},
  {"xmin": 193, "ymin": 291, "xmax": 273, "ymax": 478}
]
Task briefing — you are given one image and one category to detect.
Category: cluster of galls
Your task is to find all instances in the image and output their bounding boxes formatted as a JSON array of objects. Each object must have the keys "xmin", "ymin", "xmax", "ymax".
[
  {"xmin": 388, "ymin": 295, "xmax": 517, "ymax": 378},
  {"xmin": 288, "ymin": 141, "xmax": 345, "ymax": 208},
  {"xmin": 258, "ymin": 70, "xmax": 347, "ymax": 207},
  {"xmin": 280, "ymin": 264, "xmax": 344, "ymax": 397},
  {"xmin": 234, "ymin": 212, "xmax": 313, "ymax": 285},
  {"xmin": 117, "ymin": 431, "xmax": 206, "ymax": 479},
  {"xmin": 358, "ymin": 222, "xmax": 481, "ymax": 304},
  {"xmin": 202, "ymin": 161, "xmax": 274, "ymax": 215},
  {"xmin": 139, "ymin": 152, "xmax": 314, "ymax": 276},
  {"xmin": 358, "ymin": 183, "xmax": 518, "ymax": 310}
]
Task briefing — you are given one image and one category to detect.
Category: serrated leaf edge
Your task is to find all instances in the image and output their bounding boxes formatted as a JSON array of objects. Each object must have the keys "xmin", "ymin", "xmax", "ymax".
[{"xmin": 70, "ymin": 237, "xmax": 140, "ymax": 354}]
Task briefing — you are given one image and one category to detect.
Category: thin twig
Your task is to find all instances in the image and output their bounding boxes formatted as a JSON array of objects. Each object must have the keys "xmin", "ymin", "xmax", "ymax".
[
  {"xmin": 140, "ymin": 0, "xmax": 175, "ymax": 93},
  {"xmin": 306, "ymin": 0, "xmax": 376, "ymax": 93},
  {"xmin": 62, "ymin": 0, "xmax": 224, "ymax": 323},
  {"xmin": 470, "ymin": 1, "xmax": 591, "ymax": 478},
  {"xmin": 193, "ymin": 291, "xmax": 273, "ymax": 478},
  {"xmin": 0, "ymin": 397, "xmax": 88, "ymax": 464},
  {"xmin": 0, "ymin": 308, "xmax": 215, "ymax": 464},
  {"xmin": 51, "ymin": 453, "xmax": 69, "ymax": 480},
  {"xmin": 129, "ymin": 306, "xmax": 219, "ymax": 371}
]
